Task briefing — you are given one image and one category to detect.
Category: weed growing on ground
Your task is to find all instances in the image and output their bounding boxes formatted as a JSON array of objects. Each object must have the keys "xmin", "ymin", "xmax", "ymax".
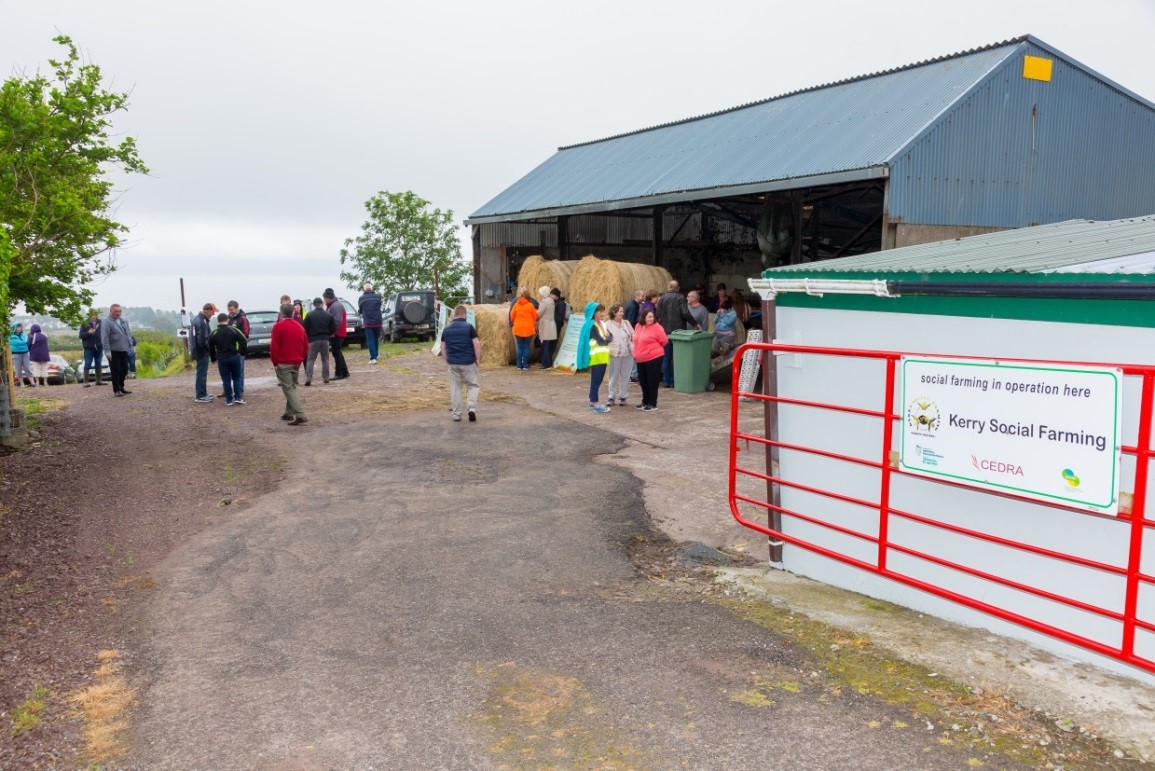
[{"xmin": 10, "ymin": 684, "xmax": 48, "ymax": 736}]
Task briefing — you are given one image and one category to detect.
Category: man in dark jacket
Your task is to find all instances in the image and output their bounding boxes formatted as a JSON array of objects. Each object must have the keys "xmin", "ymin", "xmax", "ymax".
[
  {"xmin": 79, "ymin": 310, "xmax": 104, "ymax": 387},
  {"xmin": 190, "ymin": 303, "xmax": 216, "ymax": 402},
  {"xmin": 324, "ymin": 288, "xmax": 349, "ymax": 379},
  {"xmin": 209, "ymin": 312, "xmax": 248, "ymax": 405},
  {"xmin": 656, "ymin": 280, "xmax": 698, "ymax": 388},
  {"xmin": 225, "ymin": 301, "xmax": 250, "ymax": 399},
  {"xmin": 357, "ymin": 284, "xmax": 383, "ymax": 365},
  {"xmin": 303, "ymin": 297, "xmax": 336, "ymax": 385}
]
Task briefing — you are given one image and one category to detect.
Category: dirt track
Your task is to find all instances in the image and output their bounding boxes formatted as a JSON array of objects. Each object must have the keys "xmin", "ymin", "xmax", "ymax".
[{"xmin": 1, "ymin": 345, "xmax": 1147, "ymax": 768}]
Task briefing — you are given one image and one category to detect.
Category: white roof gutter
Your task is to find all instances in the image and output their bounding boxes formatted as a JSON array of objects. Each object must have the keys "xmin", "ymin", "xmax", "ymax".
[{"xmin": 748, "ymin": 277, "xmax": 896, "ymax": 299}]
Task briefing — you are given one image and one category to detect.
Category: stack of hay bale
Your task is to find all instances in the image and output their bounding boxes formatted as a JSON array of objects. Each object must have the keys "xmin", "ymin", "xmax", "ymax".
[
  {"xmin": 567, "ymin": 255, "xmax": 671, "ymax": 312},
  {"xmin": 465, "ymin": 304, "xmax": 516, "ymax": 366},
  {"xmin": 470, "ymin": 255, "xmax": 674, "ymax": 367}
]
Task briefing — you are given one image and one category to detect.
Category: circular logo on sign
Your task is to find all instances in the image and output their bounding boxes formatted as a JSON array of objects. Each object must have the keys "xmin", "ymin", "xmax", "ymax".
[{"xmin": 907, "ymin": 398, "xmax": 940, "ymax": 436}]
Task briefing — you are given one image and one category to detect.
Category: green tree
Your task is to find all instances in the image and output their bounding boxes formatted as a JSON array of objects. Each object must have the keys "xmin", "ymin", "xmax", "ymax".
[
  {"xmin": 0, "ymin": 35, "xmax": 148, "ymax": 326},
  {"xmin": 339, "ymin": 190, "xmax": 470, "ymax": 306}
]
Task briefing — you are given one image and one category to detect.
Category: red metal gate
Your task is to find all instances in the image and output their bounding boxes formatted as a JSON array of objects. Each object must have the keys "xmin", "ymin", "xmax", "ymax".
[{"xmin": 728, "ymin": 341, "xmax": 1155, "ymax": 675}]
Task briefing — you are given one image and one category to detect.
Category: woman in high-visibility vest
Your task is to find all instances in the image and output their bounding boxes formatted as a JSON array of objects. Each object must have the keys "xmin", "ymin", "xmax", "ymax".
[{"xmin": 576, "ymin": 302, "xmax": 613, "ymax": 413}]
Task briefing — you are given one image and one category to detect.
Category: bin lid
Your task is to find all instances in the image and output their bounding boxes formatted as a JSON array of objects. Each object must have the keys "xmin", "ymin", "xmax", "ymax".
[{"xmin": 670, "ymin": 329, "xmax": 715, "ymax": 340}]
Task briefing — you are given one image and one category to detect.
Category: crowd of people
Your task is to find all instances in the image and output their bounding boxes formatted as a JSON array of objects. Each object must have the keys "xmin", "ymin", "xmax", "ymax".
[{"xmin": 492, "ymin": 279, "xmax": 747, "ymax": 416}]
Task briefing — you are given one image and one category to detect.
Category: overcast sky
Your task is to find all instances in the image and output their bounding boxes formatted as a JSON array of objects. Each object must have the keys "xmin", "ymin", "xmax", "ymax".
[{"xmin": 6, "ymin": 1, "xmax": 1155, "ymax": 313}]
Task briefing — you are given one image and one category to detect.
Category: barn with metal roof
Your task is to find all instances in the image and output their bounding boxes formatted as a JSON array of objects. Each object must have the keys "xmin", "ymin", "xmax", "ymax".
[{"xmin": 467, "ymin": 36, "xmax": 1155, "ymax": 303}]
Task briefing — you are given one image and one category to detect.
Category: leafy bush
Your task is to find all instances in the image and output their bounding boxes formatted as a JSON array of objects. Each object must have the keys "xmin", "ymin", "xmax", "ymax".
[{"xmin": 133, "ymin": 330, "xmax": 184, "ymax": 379}]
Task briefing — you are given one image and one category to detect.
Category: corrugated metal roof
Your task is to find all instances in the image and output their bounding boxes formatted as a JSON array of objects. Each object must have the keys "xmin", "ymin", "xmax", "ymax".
[
  {"xmin": 469, "ymin": 39, "xmax": 1026, "ymax": 222},
  {"xmin": 762, "ymin": 216, "xmax": 1155, "ymax": 275}
]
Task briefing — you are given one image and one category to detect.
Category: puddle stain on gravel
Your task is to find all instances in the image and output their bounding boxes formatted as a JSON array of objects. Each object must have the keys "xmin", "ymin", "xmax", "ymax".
[{"xmin": 472, "ymin": 664, "xmax": 650, "ymax": 769}]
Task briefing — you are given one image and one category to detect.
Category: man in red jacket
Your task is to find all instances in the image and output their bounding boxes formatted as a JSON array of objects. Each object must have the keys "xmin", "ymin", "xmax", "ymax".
[{"xmin": 270, "ymin": 302, "xmax": 309, "ymax": 425}]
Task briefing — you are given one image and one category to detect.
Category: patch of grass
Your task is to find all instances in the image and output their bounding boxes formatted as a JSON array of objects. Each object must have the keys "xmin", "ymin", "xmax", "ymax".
[
  {"xmin": 68, "ymin": 650, "xmax": 134, "ymax": 763},
  {"xmin": 729, "ymin": 689, "xmax": 774, "ymax": 708},
  {"xmin": 16, "ymin": 396, "xmax": 66, "ymax": 431},
  {"xmin": 11, "ymin": 684, "xmax": 49, "ymax": 736}
]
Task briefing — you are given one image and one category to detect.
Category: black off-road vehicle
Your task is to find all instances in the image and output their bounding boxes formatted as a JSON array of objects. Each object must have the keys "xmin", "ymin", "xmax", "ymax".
[{"xmin": 383, "ymin": 290, "xmax": 436, "ymax": 342}]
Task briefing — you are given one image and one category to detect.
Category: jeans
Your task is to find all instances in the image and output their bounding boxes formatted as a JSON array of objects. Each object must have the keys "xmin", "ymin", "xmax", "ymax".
[
  {"xmin": 365, "ymin": 327, "xmax": 380, "ymax": 360},
  {"xmin": 638, "ymin": 358, "xmax": 662, "ymax": 407},
  {"xmin": 330, "ymin": 337, "xmax": 348, "ymax": 377},
  {"xmin": 12, "ymin": 352, "xmax": 32, "ymax": 384},
  {"xmin": 515, "ymin": 336, "xmax": 533, "ymax": 369},
  {"xmin": 275, "ymin": 364, "xmax": 305, "ymax": 417},
  {"xmin": 589, "ymin": 363, "xmax": 607, "ymax": 404},
  {"xmin": 110, "ymin": 350, "xmax": 130, "ymax": 393},
  {"xmin": 127, "ymin": 346, "xmax": 137, "ymax": 374},
  {"xmin": 217, "ymin": 355, "xmax": 243, "ymax": 402},
  {"xmin": 82, "ymin": 347, "xmax": 104, "ymax": 383},
  {"xmin": 306, "ymin": 340, "xmax": 330, "ymax": 382},
  {"xmin": 661, "ymin": 340, "xmax": 675, "ymax": 387},
  {"xmin": 538, "ymin": 338, "xmax": 555, "ymax": 369},
  {"xmin": 607, "ymin": 354, "xmax": 633, "ymax": 401},
  {"xmin": 195, "ymin": 355, "xmax": 210, "ymax": 398},
  {"xmin": 447, "ymin": 363, "xmax": 480, "ymax": 417}
]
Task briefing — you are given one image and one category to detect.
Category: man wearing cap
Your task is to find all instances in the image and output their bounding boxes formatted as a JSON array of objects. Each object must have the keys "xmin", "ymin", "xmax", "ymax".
[
  {"xmin": 357, "ymin": 283, "xmax": 383, "ymax": 365},
  {"xmin": 190, "ymin": 303, "xmax": 216, "ymax": 402},
  {"xmin": 303, "ymin": 297, "xmax": 336, "ymax": 385},
  {"xmin": 323, "ymin": 288, "xmax": 350, "ymax": 380},
  {"xmin": 270, "ymin": 302, "xmax": 309, "ymax": 425}
]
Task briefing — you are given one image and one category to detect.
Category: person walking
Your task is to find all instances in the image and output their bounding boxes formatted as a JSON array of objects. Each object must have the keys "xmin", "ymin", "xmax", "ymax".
[
  {"xmin": 303, "ymin": 297, "xmax": 336, "ymax": 385},
  {"xmin": 509, "ymin": 288, "xmax": 537, "ymax": 371},
  {"xmin": 535, "ymin": 286, "xmax": 557, "ymax": 369},
  {"xmin": 605, "ymin": 303, "xmax": 634, "ymax": 406},
  {"xmin": 439, "ymin": 304, "xmax": 482, "ymax": 422},
  {"xmin": 210, "ymin": 312, "xmax": 248, "ymax": 405},
  {"xmin": 78, "ymin": 311, "xmax": 104, "ymax": 387},
  {"xmin": 324, "ymin": 288, "xmax": 350, "ymax": 379},
  {"xmin": 190, "ymin": 303, "xmax": 215, "ymax": 402},
  {"xmin": 632, "ymin": 309, "xmax": 668, "ymax": 412},
  {"xmin": 270, "ymin": 302, "xmax": 309, "ymax": 425},
  {"xmin": 575, "ymin": 302, "xmax": 613, "ymax": 413},
  {"xmin": 26, "ymin": 324, "xmax": 50, "ymax": 387},
  {"xmin": 99, "ymin": 304, "xmax": 134, "ymax": 397},
  {"xmin": 656, "ymin": 280, "xmax": 698, "ymax": 389},
  {"xmin": 357, "ymin": 284, "xmax": 384, "ymax": 364},
  {"xmin": 9, "ymin": 323, "xmax": 33, "ymax": 387}
]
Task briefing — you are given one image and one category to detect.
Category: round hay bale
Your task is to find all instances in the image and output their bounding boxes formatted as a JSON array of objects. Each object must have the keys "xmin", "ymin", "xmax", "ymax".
[
  {"xmin": 468, "ymin": 304, "xmax": 516, "ymax": 366},
  {"xmin": 567, "ymin": 254, "xmax": 672, "ymax": 311},
  {"xmin": 517, "ymin": 255, "xmax": 579, "ymax": 298}
]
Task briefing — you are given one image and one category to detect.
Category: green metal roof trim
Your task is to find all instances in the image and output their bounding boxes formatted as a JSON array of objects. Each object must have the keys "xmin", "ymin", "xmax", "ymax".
[
  {"xmin": 775, "ymin": 287, "xmax": 1155, "ymax": 329},
  {"xmin": 762, "ymin": 216, "xmax": 1155, "ymax": 277}
]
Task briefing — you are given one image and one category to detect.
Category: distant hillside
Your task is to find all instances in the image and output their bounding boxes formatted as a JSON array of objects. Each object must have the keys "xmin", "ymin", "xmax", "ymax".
[{"xmin": 13, "ymin": 307, "xmax": 182, "ymax": 334}]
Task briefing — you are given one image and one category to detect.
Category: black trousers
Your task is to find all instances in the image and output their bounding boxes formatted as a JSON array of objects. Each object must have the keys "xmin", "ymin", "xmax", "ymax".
[
  {"xmin": 330, "ymin": 337, "xmax": 348, "ymax": 377},
  {"xmin": 109, "ymin": 350, "xmax": 129, "ymax": 393},
  {"xmin": 637, "ymin": 358, "xmax": 662, "ymax": 407}
]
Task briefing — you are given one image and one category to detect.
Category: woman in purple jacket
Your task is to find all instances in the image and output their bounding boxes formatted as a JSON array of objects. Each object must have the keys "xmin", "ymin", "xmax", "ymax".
[{"xmin": 27, "ymin": 323, "xmax": 51, "ymax": 387}]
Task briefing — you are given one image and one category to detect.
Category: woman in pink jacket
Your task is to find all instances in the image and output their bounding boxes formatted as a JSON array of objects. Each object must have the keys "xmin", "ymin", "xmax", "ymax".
[{"xmin": 632, "ymin": 309, "xmax": 667, "ymax": 412}]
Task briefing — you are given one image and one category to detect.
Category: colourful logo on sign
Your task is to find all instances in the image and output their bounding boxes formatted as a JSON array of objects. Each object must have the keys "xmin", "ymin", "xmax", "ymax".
[
  {"xmin": 906, "ymin": 398, "xmax": 940, "ymax": 436},
  {"xmin": 1062, "ymin": 468, "xmax": 1081, "ymax": 488}
]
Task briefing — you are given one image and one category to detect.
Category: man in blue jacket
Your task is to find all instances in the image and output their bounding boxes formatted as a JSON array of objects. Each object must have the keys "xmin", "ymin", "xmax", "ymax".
[
  {"xmin": 357, "ymin": 284, "xmax": 383, "ymax": 365},
  {"xmin": 190, "ymin": 303, "xmax": 216, "ymax": 402}
]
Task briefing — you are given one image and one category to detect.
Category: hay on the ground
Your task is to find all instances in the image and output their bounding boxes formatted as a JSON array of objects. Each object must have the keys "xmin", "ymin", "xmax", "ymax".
[
  {"xmin": 566, "ymin": 254, "xmax": 671, "ymax": 312},
  {"xmin": 468, "ymin": 304, "xmax": 516, "ymax": 366},
  {"xmin": 517, "ymin": 255, "xmax": 579, "ymax": 298}
]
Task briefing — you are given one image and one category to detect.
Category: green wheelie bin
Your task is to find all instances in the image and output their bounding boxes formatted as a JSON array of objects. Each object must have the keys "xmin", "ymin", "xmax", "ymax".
[{"xmin": 669, "ymin": 329, "xmax": 715, "ymax": 393}]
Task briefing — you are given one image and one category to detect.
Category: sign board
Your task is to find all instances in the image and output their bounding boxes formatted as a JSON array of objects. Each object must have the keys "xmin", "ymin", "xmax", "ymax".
[
  {"xmin": 552, "ymin": 315, "xmax": 583, "ymax": 371},
  {"xmin": 900, "ymin": 356, "xmax": 1122, "ymax": 514}
]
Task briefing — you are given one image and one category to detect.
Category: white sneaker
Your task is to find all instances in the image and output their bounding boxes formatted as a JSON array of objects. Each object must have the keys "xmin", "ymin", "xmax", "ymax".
[{"xmin": 369, "ymin": 359, "xmax": 378, "ymax": 365}]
